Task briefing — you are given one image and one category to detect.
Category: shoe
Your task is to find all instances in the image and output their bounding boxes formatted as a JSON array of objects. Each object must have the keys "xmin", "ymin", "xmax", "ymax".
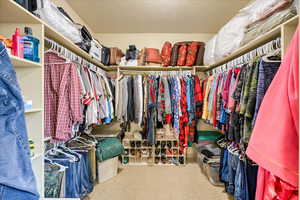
[
  {"xmin": 161, "ymin": 156, "xmax": 167, "ymax": 164},
  {"xmin": 141, "ymin": 149, "xmax": 149, "ymax": 157},
  {"xmin": 124, "ymin": 149, "xmax": 129, "ymax": 155},
  {"xmin": 173, "ymin": 141, "xmax": 178, "ymax": 147},
  {"xmin": 173, "ymin": 149, "xmax": 178, "ymax": 155},
  {"xmin": 136, "ymin": 149, "xmax": 141, "ymax": 158},
  {"xmin": 136, "ymin": 141, "xmax": 141, "ymax": 148},
  {"xmin": 161, "ymin": 149, "xmax": 166, "ymax": 156},
  {"xmin": 130, "ymin": 141, "xmax": 135, "ymax": 148},
  {"xmin": 155, "ymin": 141, "xmax": 161, "ymax": 148},
  {"xmin": 155, "ymin": 149, "xmax": 160, "ymax": 156},
  {"xmin": 161, "ymin": 141, "xmax": 166, "ymax": 148},
  {"xmin": 142, "ymin": 141, "xmax": 148, "ymax": 147},
  {"xmin": 155, "ymin": 157, "xmax": 160, "ymax": 164},
  {"xmin": 166, "ymin": 149, "xmax": 172, "ymax": 156},
  {"xmin": 130, "ymin": 149, "xmax": 135, "ymax": 156},
  {"xmin": 167, "ymin": 141, "xmax": 172, "ymax": 149},
  {"xmin": 179, "ymin": 156, "xmax": 184, "ymax": 164},
  {"xmin": 123, "ymin": 156, "xmax": 129, "ymax": 164}
]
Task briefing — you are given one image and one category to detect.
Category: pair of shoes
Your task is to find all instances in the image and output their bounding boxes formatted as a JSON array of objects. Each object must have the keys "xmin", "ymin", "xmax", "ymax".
[
  {"xmin": 123, "ymin": 157, "xmax": 129, "ymax": 164},
  {"xmin": 155, "ymin": 141, "xmax": 161, "ymax": 148},
  {"xmin": 141, "ymin": 149, "xmax": 149, "ymax": 157},
  {"xmin": 179, "ymin": 156, "xmax": 184, "ymax": 164},
  {"xmin": 130, "ymin": 149, "xmax": 135, "ymax": 156},
  {"xmin": 155, "ymin": 157, "xmax": 160, "ymax": 164},
  {"xmin": 155, "ymin": 149, "xmax": 160, "ymax": 156},
  {"xmin": 173, "ymin": 149, "xmax": 178, "ymax": 155},
  {"xmin": 166, "ymin": 149, "xmax": 172, "ymax": 156},
  {"xmin": 167, "ymin": 141, "xmax": 172, "ymax": 148}
]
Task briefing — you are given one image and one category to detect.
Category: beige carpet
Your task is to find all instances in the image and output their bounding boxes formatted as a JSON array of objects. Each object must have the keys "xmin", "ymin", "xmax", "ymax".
[{"xmin": 90, "ymin": 164, "xmax": 232, "ymax": 200}]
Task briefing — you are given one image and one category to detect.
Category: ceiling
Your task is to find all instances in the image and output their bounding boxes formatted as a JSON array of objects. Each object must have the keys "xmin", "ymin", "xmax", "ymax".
[{"xmin": 66, "ymin": 0, "xmax": 251, "ymax": 33}]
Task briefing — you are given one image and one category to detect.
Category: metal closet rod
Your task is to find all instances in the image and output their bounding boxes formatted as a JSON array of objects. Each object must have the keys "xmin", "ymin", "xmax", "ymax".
[
  {"xmin": 206, "ymin": 37, "xmax": 281, "ymax": 75},
  {"xmin": 44, "ymin": 37, "xmax": 106, "ymax": 76},
  {"xmin": 119, "ymin": 70, "xmax": 194, "ymax": 76}
]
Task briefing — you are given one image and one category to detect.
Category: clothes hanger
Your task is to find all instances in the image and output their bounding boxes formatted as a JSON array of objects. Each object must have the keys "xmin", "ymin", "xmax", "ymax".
[
  {"xmin": 262, "ymin": 40, "xmax": 281, "ymax": 63},
  {"xmin": 45, "ymin": 146, "xmax": 77, "ymax": 162}
]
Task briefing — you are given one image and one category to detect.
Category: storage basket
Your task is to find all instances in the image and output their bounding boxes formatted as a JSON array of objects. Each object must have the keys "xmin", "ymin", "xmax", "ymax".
[{"xmin": 97, "ymin": 157, "xmax": 118, "ymax": 183}]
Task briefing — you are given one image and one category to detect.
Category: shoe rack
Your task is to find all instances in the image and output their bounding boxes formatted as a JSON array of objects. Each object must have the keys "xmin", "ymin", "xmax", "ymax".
[{"xmin": 121, "ymin": 134, "xmax": 186, "ymax": 166}]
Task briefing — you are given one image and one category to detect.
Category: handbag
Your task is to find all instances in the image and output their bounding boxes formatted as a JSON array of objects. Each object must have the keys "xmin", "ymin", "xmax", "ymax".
[
  {"xmin": 177, "ymin": 44, "xmax": 188, "ymax": 66},
  {"xmin": 145, "ymin": 48, "xmax": 162, "ymax": 64},
  {"xmin": 161, "ymin": 41, "xmax": 172, "ymax": 66},
  {"xmin": 138, "ymin": 48, "xmax": 146, "ymax": 66},
  {"xmin": 170, "ymin": 43, "xmax": 180, "ymax": 66},
  {"xmin": 109, "ymin": 47, "xmax": 124, "ymax": 65},
  {"xmin": 195, "ymin": 43, "xmax": 205, "ymax": 66},
  {"xmin": 96, "ymin": 138, "xmax": 124, "ymax": 162},
  {"xmin": 126, "ymin": 45, "xmax": 138, "ymax": 60},
  {"xmin": 186, "ymin": 42, "xmax": 200, "ymax": 66}
]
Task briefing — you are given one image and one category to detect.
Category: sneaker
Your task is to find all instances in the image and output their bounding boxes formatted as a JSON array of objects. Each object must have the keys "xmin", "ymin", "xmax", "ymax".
[
  {"xmin": 155, "ymin": 157, "xmax": 160, "ymax": 164},
  {"xmin": 155, "ymin": 141, "xmax": 161, "ymax": 148},
  {"xmin": 155, "ymin": 149, "xmax": 160, "ymax": 156}
]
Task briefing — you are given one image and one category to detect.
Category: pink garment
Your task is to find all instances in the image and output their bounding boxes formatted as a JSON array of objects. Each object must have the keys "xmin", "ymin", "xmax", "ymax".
[
  {"xmin": 246, "ymin": 27, "xmax": 299, "ymax": 191},
  {"xmin": 221, "ymin": 69, "xmax": 233, "ymax": 109},
  {"xmin": 256, "ymin": 167, "xmax": 298, "ymax": 200},
  {"xmin": 228, "ymin": 68, "xmax": 241, "ymax": 112},
  {"xmin": 44, "ymin": 52, "xmax": 82, "ymax": 141}
]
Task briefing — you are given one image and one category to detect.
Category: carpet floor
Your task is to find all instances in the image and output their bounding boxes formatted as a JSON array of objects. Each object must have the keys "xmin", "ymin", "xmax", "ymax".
[{"xmin": 89, "ymin": 164, "xmax": 232, "ymax": 200}]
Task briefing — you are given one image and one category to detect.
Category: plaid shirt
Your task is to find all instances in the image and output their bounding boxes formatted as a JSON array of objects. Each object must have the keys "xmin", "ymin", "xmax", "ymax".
[{"xmin": 44, "ymin": 52, "xmax": 82, "ymax": 141}]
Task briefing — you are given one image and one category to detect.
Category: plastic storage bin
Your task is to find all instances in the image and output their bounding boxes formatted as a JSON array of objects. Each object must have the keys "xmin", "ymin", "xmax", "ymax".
[
  {"xmin": 97, "ymin": 156, "xmax": 119, "ymax": 183},
  {"xmin": 204, "ymin": 160, "xmax": 223, "ymax": 186}
]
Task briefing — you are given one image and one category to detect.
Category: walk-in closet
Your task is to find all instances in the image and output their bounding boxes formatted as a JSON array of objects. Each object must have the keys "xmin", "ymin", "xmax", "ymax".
[{"xmin": 0, "ymin": 0, "xmax": 299, "ymax": 199}]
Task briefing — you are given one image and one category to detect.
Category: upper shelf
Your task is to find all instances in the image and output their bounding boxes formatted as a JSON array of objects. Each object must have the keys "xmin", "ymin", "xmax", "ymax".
[
  {"xmin": 205, "ymin": 15, "xmax": 299, "ymax": 71},
  {"xmin": 44, "ymin": 23, "xmax": 109, "ymax": 71},
  {"xmin": 0, "ymin": 0, "xmax": 43, "ymax": 24},
  {"xmin": 0, "ymin": 0, "xmax": 108, "ymax": 70}
]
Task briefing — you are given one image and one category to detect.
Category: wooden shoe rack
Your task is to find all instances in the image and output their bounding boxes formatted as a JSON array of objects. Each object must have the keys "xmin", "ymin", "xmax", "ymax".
[{"xmin": 121, "ymin": 134, "xmax": 186, "ymax": 166}]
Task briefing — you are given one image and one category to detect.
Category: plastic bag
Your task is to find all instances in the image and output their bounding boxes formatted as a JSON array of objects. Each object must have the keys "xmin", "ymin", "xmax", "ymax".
[
  {"xmin": 34, "ymin": 0, "xmax": 82, "ymax": 43},
  {"xmin": 242, "ymin": 5, "xmax": 297, "ymax": 45},
  {"xmin": 240, "ymin": 0, "xmax": 293, "ymax": 26},
  {"xmin": 203, "ymin": 35, "xmax": 217, "ymax": 65},
  {"xmin": 214, "ymin": 13, "xmax": 250, "ymax": 61}
]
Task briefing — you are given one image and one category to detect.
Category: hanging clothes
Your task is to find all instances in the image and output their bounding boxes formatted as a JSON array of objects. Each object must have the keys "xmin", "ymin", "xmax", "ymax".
[
  {"xmin": 44, "ymin": 52, "xmax": 82, "ymax": 141},
  {"xmin": 246, "ymin": 28, "xmax": 299, "ymax": 199}
]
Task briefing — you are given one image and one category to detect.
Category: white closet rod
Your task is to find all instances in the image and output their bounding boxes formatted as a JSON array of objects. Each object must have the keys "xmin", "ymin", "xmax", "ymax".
[
  {"xmin": 44, "ymin": 37, "xmax": 106, "ymax": 77},
  {"xmin": 208, "ymin": 38, "xmax": 281, "ymax": 75}
]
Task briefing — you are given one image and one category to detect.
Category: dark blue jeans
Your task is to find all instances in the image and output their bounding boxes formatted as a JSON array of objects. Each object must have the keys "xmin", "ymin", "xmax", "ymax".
[
  {"xmin": 76, "ymin": 151, "xmax": 93, "ymax": 196},
  {"xmin": 0, "ymin": 42, "xmax": 38, "ymax": 197},
  {"xmin": 51, "ymin": 158, "xmax": 81, "ymax": 198},
  {"xmin": 234, "ymin": 160, "xmax": 249, "ymax": 200},
  {"xmin": 220, "ymin": 149, "xmax": 229, "ymax": 183},
  {"xmin": 227, "ymin": 152, "xmax": 239, "ymax": 195},
  {"xmin": 0, "ymin": 184, "xmax": 38, "ymax": 200}
]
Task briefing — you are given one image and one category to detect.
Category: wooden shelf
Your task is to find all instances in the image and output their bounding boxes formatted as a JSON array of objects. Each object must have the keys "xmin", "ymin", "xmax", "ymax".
[
  {"xmin": 25, "ymin": 108, "xmax": 42, "ymax": 114},
  {"xmin": 0, "ymin": 0, "xmax": 43, "ymax": 24},
  {"xmin": 0, "ymin": 0, "xmax": 107, "ymax": 71},
  {"xmin": 44, "ymin": 24, "xmax": 109, "ymax": 71},
  {"xmin": 10, "ymin": 55, "xmax": 42, "ymax": 68}
]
